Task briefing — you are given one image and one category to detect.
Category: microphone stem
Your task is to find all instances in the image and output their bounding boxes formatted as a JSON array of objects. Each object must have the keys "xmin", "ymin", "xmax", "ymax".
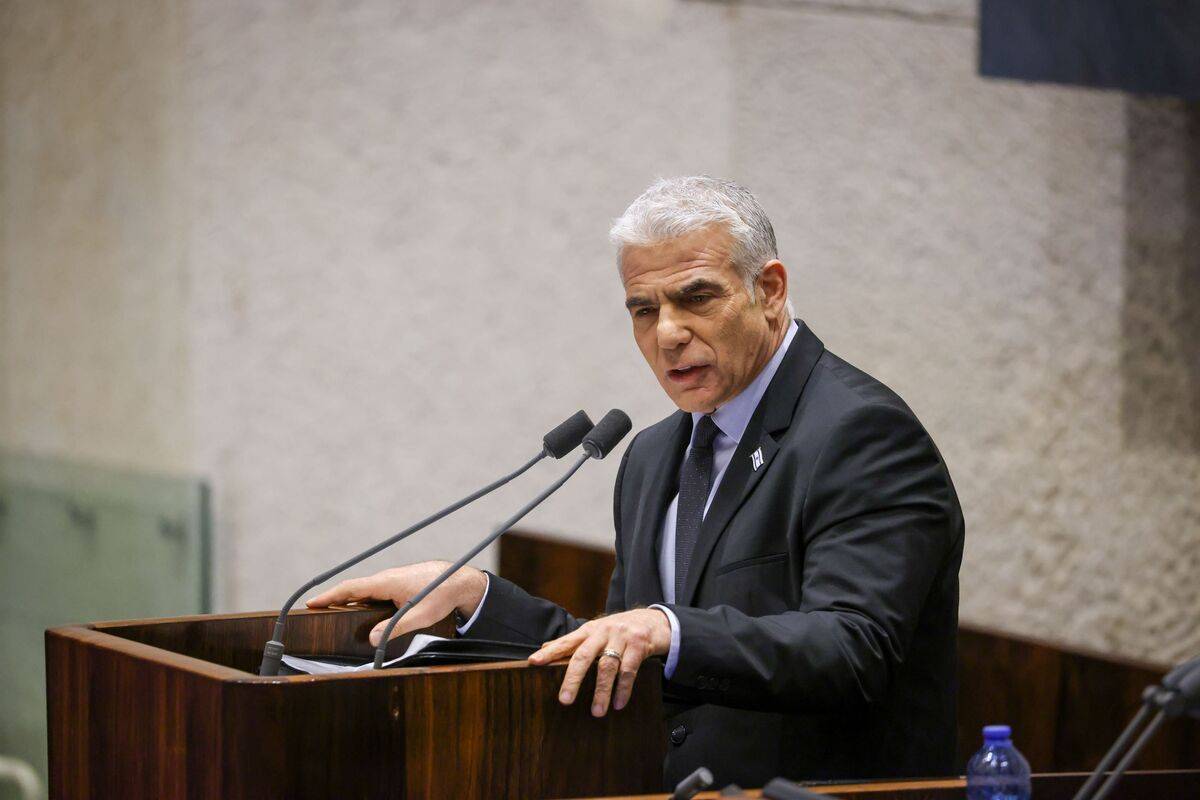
[
  {"xmin": 1070, "ymin": 701, "xmax": 1153, "ymax": 800},
  {"xmin": 1088, "ymin": 709, "xmax": 1166, "ymax": 800},
  {"xmin": 259, "ymin": 450, "xmax": 546, "ymax": 676},
  {"xmin": 373, "ymin": 452, "xmax": 591, "ymax": 669}
]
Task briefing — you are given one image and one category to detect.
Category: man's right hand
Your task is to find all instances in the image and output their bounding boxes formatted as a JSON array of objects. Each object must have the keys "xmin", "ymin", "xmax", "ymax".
[{"xmin": 305, "ymin": 561, "xmax": 488, "ymax": 646}]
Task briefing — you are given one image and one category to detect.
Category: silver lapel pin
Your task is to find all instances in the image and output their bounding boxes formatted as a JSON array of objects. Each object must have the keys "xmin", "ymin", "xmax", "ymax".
[{"xmin": 750, "ymin": 447, "xmax": 764, "ymax": 471}]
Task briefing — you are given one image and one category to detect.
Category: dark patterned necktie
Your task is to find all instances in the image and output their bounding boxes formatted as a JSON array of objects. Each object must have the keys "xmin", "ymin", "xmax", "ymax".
[{"xmin": 674, "ymin": 415, "xmax": 721, "ymax": 601}]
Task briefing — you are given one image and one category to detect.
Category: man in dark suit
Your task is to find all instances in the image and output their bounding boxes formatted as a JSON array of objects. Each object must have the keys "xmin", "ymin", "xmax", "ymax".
[{"xmin": 309, "ymin": 176, "xmax": 965, "ymax": 789}]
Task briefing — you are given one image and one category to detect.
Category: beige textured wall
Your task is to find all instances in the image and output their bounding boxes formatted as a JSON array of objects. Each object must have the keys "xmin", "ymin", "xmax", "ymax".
[
  {"xmin": 2, "ymin": 0, "xmax": 1197, "ymax": 664},
  {"xmin": 1, "ymin": 0, "xmax": 189, "ymax": 470}
]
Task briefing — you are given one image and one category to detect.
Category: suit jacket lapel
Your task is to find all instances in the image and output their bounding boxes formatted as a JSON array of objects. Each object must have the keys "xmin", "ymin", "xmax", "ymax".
[
  {"xmin": 626, "ymin": 410, "xmax": 691, "ymax": 606},
  {"xmin": 678, "ymin": 322, "xmax": 826, "ymax": 607}
]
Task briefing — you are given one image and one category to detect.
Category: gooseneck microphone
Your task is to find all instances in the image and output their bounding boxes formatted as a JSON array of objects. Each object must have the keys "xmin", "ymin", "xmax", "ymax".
[
  {"xmin": 257, "ymin": 410, "xmax": 594, "ymax": 676},
  {"xmin": 670, "ymin": 767, "xmax": 713, "ymax": 800},
  {"xmin": 581, "ymin": 407, "xmax": 633, "ymax": 459},
  {"xmin": 1071, "ymin": 652, "xmax": 1200, "ymax": 800},
  {"xmin": 371, "ymin": 409, "xmax": 632, "ymax": 669}
]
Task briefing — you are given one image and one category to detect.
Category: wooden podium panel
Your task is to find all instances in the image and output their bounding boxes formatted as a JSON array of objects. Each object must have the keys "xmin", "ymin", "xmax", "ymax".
[{"xmin": 46, "ymin": 606, "xmax": 666, "ymax": 799}]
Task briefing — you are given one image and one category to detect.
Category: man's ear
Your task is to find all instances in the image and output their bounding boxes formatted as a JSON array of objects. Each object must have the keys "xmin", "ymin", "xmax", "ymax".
[{"xmin": 756, "ymin": 260, "xmax": 789, "ymax": 322}]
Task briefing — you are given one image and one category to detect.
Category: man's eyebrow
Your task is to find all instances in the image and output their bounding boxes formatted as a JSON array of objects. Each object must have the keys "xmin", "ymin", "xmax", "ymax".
[
  {"xmin": 624, "ymin": 295, "xmax": 655, "ymax": 309},
  {"xmin": 672, "ymin": 278, "xmax": 725, "ymax": 297}
]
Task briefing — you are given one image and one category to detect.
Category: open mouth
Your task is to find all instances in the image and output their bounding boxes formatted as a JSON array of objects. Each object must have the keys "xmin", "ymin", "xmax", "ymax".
[{"xmin": 667, "ymin": 364, "xmax": 710, "ymax": 384}]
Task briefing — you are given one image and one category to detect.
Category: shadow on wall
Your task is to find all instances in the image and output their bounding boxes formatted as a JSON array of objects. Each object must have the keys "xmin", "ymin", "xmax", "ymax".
[{"xmin": 1121, "ymin": 99, "xmax": 1200, "ymax": 451}]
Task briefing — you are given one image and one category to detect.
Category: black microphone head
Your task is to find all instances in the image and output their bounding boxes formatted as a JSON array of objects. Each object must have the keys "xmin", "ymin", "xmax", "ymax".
[
  {"xmin": 672, "ymin": 766, "xmax": 713, "ymax": 799},
  {"xmin": 582, "ymin": 409, "xmax": 632, "ymax": 459},
  {"xmin": 542, "ymin": 410, "xmax": 594, "ymax": 458},
  {"xmin": 1158, "ymin": 659, "xmax": 1200, "ymax": 718},
  {"xmin": 1176, "ymin": 658, "xmax": 1200, "ymax": 705},
  {"xmin": 1162, "ymin": 654, "xmax": 1200, "ymax": 690}
]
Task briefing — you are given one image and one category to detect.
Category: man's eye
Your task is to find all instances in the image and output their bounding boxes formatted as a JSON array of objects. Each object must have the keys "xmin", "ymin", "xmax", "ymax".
[
  {"xmin": 635, "ymin": 307, "xmax": 657, "ymax": 318},
  {"xmin": 688, "ymin": 294, "xmax": 711, "ymax": 304}
]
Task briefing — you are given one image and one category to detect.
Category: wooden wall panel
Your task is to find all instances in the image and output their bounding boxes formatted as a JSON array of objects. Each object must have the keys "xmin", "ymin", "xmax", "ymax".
[{"xmin": 499, "ymin": 530, "xmax": 616, "ymax": 619}]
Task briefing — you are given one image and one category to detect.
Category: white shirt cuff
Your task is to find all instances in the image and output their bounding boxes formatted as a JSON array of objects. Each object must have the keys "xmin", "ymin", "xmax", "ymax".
[
  {"xmin": 455, "ymin": 572, "xmax": 491, "ymax": 635},
  {"xmin": 648, "ymin": 603, "xmax": 681, "ymax": 678}
]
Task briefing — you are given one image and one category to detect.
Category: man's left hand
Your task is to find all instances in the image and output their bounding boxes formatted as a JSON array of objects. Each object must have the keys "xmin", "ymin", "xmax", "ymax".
[{"xmin": 528, "ymin": 608, "xmax": 672, "ymax": 717}]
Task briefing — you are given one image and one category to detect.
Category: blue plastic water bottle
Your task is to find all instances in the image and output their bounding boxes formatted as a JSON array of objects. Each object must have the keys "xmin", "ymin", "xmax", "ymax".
[{"xmin": 966, "ymin": 724, "xmax": 1031, "ymax": 800}]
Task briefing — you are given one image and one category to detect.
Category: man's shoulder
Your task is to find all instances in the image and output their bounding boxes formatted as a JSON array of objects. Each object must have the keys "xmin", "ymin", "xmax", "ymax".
[
  {"xmin": 810, "ymin": 349, "xmax": 907, "ymax": 405},
  {"xmin": 797, "ymin": 348, "xmax": 925, "ymax": 432}
]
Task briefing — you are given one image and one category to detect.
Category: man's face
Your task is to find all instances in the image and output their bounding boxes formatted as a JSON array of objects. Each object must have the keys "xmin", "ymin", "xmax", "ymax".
[{"xmin": 621, "ymin": 225, "xmax": 779, "ymax": 414}]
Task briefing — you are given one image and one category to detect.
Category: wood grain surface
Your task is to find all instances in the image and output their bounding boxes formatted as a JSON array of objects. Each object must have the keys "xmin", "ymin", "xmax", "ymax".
[{"xmin": 46, "ymin": 604, "xmax": 666, "ymax": 798}]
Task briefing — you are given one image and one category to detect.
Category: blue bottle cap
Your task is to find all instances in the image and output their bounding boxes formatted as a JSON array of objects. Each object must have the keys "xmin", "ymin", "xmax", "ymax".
[{"xmin": 983, "ymin": 724, "xmax": 1012, "ymax": 741}]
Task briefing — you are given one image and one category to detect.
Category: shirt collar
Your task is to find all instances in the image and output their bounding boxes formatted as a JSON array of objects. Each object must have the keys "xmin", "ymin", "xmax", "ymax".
[{"xmin": 690, "ymin": 320, "xmax": 799, "ymax": 446}]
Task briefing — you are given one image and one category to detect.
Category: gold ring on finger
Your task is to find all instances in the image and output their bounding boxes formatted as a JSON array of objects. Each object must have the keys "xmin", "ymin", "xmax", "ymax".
[{"xmin": 601, "ymin": 648, "xmax": 622, "ymax": 662}]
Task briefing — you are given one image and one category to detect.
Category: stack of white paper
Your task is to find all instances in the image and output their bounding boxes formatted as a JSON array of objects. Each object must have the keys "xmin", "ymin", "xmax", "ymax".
[{"xmin": 280, "ymin": 633, "xmax": 446, "ymax": 675}]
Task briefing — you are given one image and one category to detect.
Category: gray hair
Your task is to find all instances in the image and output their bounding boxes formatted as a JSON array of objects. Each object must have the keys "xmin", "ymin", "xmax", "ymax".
[{"xmin": 609, "ymin": 176, "xmax": 794, "ymax": 315}]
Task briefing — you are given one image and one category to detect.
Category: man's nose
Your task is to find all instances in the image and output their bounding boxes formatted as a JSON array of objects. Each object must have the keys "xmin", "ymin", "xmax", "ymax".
[{"xmin": 656, "ymin": 307, "xmax": 691, "ymax": 351}]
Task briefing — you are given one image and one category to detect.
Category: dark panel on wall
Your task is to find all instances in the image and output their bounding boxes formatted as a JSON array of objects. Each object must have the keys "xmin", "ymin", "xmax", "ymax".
[{"xmin": 979, "ymin": 0, "xmax": 1200, "ymax": 99}]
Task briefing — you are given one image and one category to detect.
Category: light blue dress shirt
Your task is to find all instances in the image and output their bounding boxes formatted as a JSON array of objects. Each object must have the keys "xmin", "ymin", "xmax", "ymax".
[
  {"xmin": 462, "ymin": 321, "xmax": 799, "ymax": 678},
  {"xmin": 650, "ymin": 320, "xmax": 797, "ymax": 677}
]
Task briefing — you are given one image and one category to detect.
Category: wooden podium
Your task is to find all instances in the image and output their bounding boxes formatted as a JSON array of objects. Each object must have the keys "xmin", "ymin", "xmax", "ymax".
[{"xmin": 45, "ymin": 606, "xmax": 666, "ymax": 799}]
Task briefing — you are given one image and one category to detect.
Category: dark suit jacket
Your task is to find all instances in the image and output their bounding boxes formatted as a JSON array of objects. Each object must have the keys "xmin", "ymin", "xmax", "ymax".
[{"xmin": 465, "ymin": 321, "xmax": 965, "ymax": 789}]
